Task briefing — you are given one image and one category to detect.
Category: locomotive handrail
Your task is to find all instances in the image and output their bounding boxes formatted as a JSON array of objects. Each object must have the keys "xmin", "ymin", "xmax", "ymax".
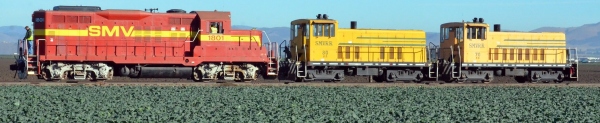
[
  {"xmin": 36, "ymin": 39, "xmax": 45, "ymax": 73},
  {"xmin": 14, "ymin": 39, "xmax": 23, "ymax": 60},
  {"xmin": 457, "ymin": 45, "xmax": 462, "ymax": 63},
  {"xmin": 261, "ymin": 31, "xmax": 272, "ymax": 47},
  {"xmin": 294, "ymin": 45, "xmax": 299, "ymax": 65},
  {"xmin": 185, "ymin": 28, "xmax": 201, "ymax": 43},
  {"xmin": 303, "ymin": 43, "xmax": 307, "ymax": 66},
  {"xmin": 20, "ymin": 39, "xmax": 27, "ymax": 56},
  {"xmin": 278, "ymin": 40, "xmax": 288, "ymax": 62}
]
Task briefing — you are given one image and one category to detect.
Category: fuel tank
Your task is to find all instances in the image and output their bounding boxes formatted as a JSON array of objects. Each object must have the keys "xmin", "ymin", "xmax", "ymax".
[{"xmin": 138, "ymin": 67, "xmax": 193, "ymax": 78}]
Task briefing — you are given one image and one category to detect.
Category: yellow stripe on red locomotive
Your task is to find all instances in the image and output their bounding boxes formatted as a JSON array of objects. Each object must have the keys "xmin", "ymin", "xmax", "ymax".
[{"xmin": 34, "ymin": 26, "xmax": 262, "ymax": 44}]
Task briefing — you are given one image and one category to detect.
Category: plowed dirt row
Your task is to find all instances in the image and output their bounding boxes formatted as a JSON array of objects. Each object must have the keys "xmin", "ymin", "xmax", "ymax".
[{"xmin": 2, "ymin": 58, "xmax": 600, "ymax": 85}]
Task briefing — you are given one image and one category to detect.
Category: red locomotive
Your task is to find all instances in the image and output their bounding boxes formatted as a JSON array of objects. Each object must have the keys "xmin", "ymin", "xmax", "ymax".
[{"xmin": 10, "ymin": 6, "xmax": 279, "ymax": 82}]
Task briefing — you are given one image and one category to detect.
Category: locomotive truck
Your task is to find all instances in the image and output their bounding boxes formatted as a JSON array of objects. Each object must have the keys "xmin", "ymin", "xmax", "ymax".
[
  {"xmin": 10, "ymin": 6, "xmax": 280, "ymax": 82},
  {"xmin": 279, "ymin": 15, "xmax": 579, "ymax": 83}
]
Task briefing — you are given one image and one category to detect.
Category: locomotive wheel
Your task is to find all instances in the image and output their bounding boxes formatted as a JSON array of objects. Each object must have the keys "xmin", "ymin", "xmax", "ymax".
[
  {"xmin": 192, "ymin": 69, "xmax": 203, "ymax": 82},
  {"xmin": 41, "ymin": 69, "xmax": 51, "ymax": 81},
  {"xmin": 247, "ymin": 71, "xmax": 260, "ymax": 83},
  {"xmin": 234, "ymin": 72, "xmax": 246, "ymax": 82},
  {"xmin": 87, "ymin": 71, "xmax": 98, "ymax": 81},
  {"xmin": 483, "ymin": 74, "xmax": 493, "ymax": 84},
  {"xmin": 119, "ymin": 66, "xmax": 130, "ymax": 76},
  {"xmin": 106, "ymin": 69, "xmax": 114, "ymax": 80}
]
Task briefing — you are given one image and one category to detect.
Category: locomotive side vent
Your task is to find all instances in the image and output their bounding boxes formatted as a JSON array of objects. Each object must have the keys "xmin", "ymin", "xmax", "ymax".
[{"xmin": 53, "ymin": 5, "xmax": 102, "ymax": 12}]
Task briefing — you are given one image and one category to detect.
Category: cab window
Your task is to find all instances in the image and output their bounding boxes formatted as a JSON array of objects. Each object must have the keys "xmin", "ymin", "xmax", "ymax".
[
  {"xmin": 312, "ymin": 23, "xmax": 335, "ymax": 37},
  {"xmin": 441, "ymin": 27, "xmax": 450, "ymax": 43},
  {"xmin": 456, "ymin": 27, "xmax": 464, "ymax": 41},
  {"xmin": 466, "ymin": 26, "xmax": 486, "ymax": 39},
  {"xmin": 304, "ymin": 24, "xmax": 309, "ymax": 39},
  {"xmin": 440, "ymin": 27, "xmax": 462, "ymax": 42},
  {"xmin": 313, "ymin": 24, "xmax": 321, "ymax": 36},
  {"xmin": 291, "ymin": 24, "xmax": 298, "ymax": 39},
  {"xmin": 290, "ymin": 23, "xmax": 309, "ymax": 39},
  {"xmin": 209, "ymin": 21, "xmax": 223, "ymax": 34}
]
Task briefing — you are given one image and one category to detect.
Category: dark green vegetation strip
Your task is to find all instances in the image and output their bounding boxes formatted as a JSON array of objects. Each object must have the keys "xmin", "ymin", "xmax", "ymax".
[{"xmin": 1, "ymin": 85, "xmax": 599, "ymax": 122}]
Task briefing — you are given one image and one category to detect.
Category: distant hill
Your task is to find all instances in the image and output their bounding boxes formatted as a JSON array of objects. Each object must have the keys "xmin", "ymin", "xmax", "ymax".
[
  {"xmin": 0, "ymin": 25, "xmax": 23, "ymax": 42},
  {"xmin": 1, "ymin": 21, "xmax": 599, "ymax": 55},
  {"xmin": 231, "ymin": 25, "xmax": 290, "ymax": 44},
  {"xmin": 0, "ymin": 26, "xmax": 25, "ymax": 54},
  {"xmin": 531, "ymin": 22, "xmax": 600, "ymax": 48}
]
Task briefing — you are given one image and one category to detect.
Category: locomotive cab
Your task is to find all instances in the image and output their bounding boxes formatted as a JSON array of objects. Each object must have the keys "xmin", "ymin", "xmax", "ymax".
[
  {"xmin": 289, "ymin": 14, "xmax": 337, "ymax": 62},
  {"xmin": 439, "ymin": 18, "xmax": 489, "ymax": 62}
]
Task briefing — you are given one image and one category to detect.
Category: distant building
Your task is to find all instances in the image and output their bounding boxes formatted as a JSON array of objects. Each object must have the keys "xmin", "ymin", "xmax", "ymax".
[{"xmin": 580, "ymin": 57, "xmax": 600, "ymax": 63}]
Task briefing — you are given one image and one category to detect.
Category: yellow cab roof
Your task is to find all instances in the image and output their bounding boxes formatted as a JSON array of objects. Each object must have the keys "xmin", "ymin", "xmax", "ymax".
[
  {"xmin": 440, "ymin": 22, "xmax": 489, "ymax": 28},
  {"xmin": 291, "ymin": 19, "xmax": 337, "ymax": 24}
]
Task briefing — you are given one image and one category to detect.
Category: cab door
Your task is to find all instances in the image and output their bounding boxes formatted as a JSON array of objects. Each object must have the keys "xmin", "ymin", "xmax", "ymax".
[{"xmin": 290, "ymin": 23, "xmax": 308, "ymax": 61}]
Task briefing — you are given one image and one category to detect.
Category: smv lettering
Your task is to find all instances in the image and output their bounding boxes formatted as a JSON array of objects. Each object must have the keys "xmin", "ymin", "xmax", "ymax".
[{"xmin": 89, "ymin": 26, "xmax": 135, "ymax": 37}]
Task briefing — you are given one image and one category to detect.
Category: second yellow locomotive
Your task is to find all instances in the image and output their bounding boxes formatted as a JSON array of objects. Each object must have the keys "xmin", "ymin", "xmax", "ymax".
[
  {"xmin": 435, "ymin": 17, "xmax": 579, "ymax": 83},
  {"xmin": 281, "ymin": 14, "xmax": 434, "ymax": 82}
]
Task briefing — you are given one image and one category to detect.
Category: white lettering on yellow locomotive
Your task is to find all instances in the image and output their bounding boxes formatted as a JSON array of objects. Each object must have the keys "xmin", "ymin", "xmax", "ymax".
[
  {"xmin": 89, "ymin": 26, "xmax": 135, "ymax": 37},
  {"xmin": 468, "ymin": 43, "xmax": 484, "ymax": 48}
]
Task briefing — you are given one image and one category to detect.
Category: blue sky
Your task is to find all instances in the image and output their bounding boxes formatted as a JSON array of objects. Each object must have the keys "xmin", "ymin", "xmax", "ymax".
[{"xmin": 1, "ymin": 0, "xmax": 598, "ymax": 32}]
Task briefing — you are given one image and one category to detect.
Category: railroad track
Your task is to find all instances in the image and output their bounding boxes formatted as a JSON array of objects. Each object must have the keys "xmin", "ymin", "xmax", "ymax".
[
  {"xmin": 0, "ymin": 74, "xmax": 595, "ymax": 87},
  {"xmin": 0, "ymin": 80, "xmax": 597, "ymax": 87}
]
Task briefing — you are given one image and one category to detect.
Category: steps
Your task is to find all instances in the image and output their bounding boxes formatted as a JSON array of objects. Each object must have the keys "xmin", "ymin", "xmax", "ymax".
[
  {"xmin": 296, "ymin": 63, "xmax": 306, "ymax": 78},
  {"xmin": 267, "ymin": 58, "xmax": 278, "ymax": 76},
  {"xmin": 265, "ymin": 41, "xmax": 278, "ymax": 76},
  {"xmin": 26, "ymin": 55, "xmax": 38, "ymax": 75}
]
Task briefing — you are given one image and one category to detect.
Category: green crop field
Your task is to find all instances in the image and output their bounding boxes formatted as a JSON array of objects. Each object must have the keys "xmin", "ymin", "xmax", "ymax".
[
  {"xmin": 0, "ymin": 85, "xmax": 599, "ymax": 122},
  {"xmin": 0, "ymin": 55, "xmax": 14, "ymax": 59}
]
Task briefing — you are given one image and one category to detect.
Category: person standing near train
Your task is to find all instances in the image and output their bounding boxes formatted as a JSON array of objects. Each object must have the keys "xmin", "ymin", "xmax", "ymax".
[{"xmin": 23, "ymin": 26, "xmax": 34, "ymax": 54}]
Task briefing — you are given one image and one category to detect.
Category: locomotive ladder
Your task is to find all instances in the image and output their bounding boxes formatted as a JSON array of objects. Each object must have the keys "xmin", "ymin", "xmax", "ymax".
[
  {"xmin": 448, "ymin": 46, "xmax": 461, "ymax": 79},
  {"xmin": 295, "ymin": 44, "xmax": 307, "ymax": 78},
  {"xmin": 427, "ymin": 42, "xmax": 439, "ymax": 81},
  {"xmin": 567, "ymin": 48, "xmax": 579, "ymax": 80},
  {"xmin": 262, "ymin": 31, "xmax": 279, "ymax": 76},
  {"xmin": 266, "ymin": 41, "xmax": 279, "ymax": 76}
]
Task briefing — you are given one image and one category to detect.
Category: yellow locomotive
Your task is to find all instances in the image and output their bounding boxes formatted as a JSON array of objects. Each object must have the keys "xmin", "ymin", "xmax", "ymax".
[
  {"xmin": 435, "ymin": 18, "xmax": 579, "ymax": 83},
  {"xmin": 280, "ymin": 14, "xmax": 434, "ymax": 82}
]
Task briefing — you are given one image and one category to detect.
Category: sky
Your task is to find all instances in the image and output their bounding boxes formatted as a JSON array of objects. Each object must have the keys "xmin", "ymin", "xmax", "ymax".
[{"xmin": 1, "ymin": 0, "xmax": 598, "ymax": 32}]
